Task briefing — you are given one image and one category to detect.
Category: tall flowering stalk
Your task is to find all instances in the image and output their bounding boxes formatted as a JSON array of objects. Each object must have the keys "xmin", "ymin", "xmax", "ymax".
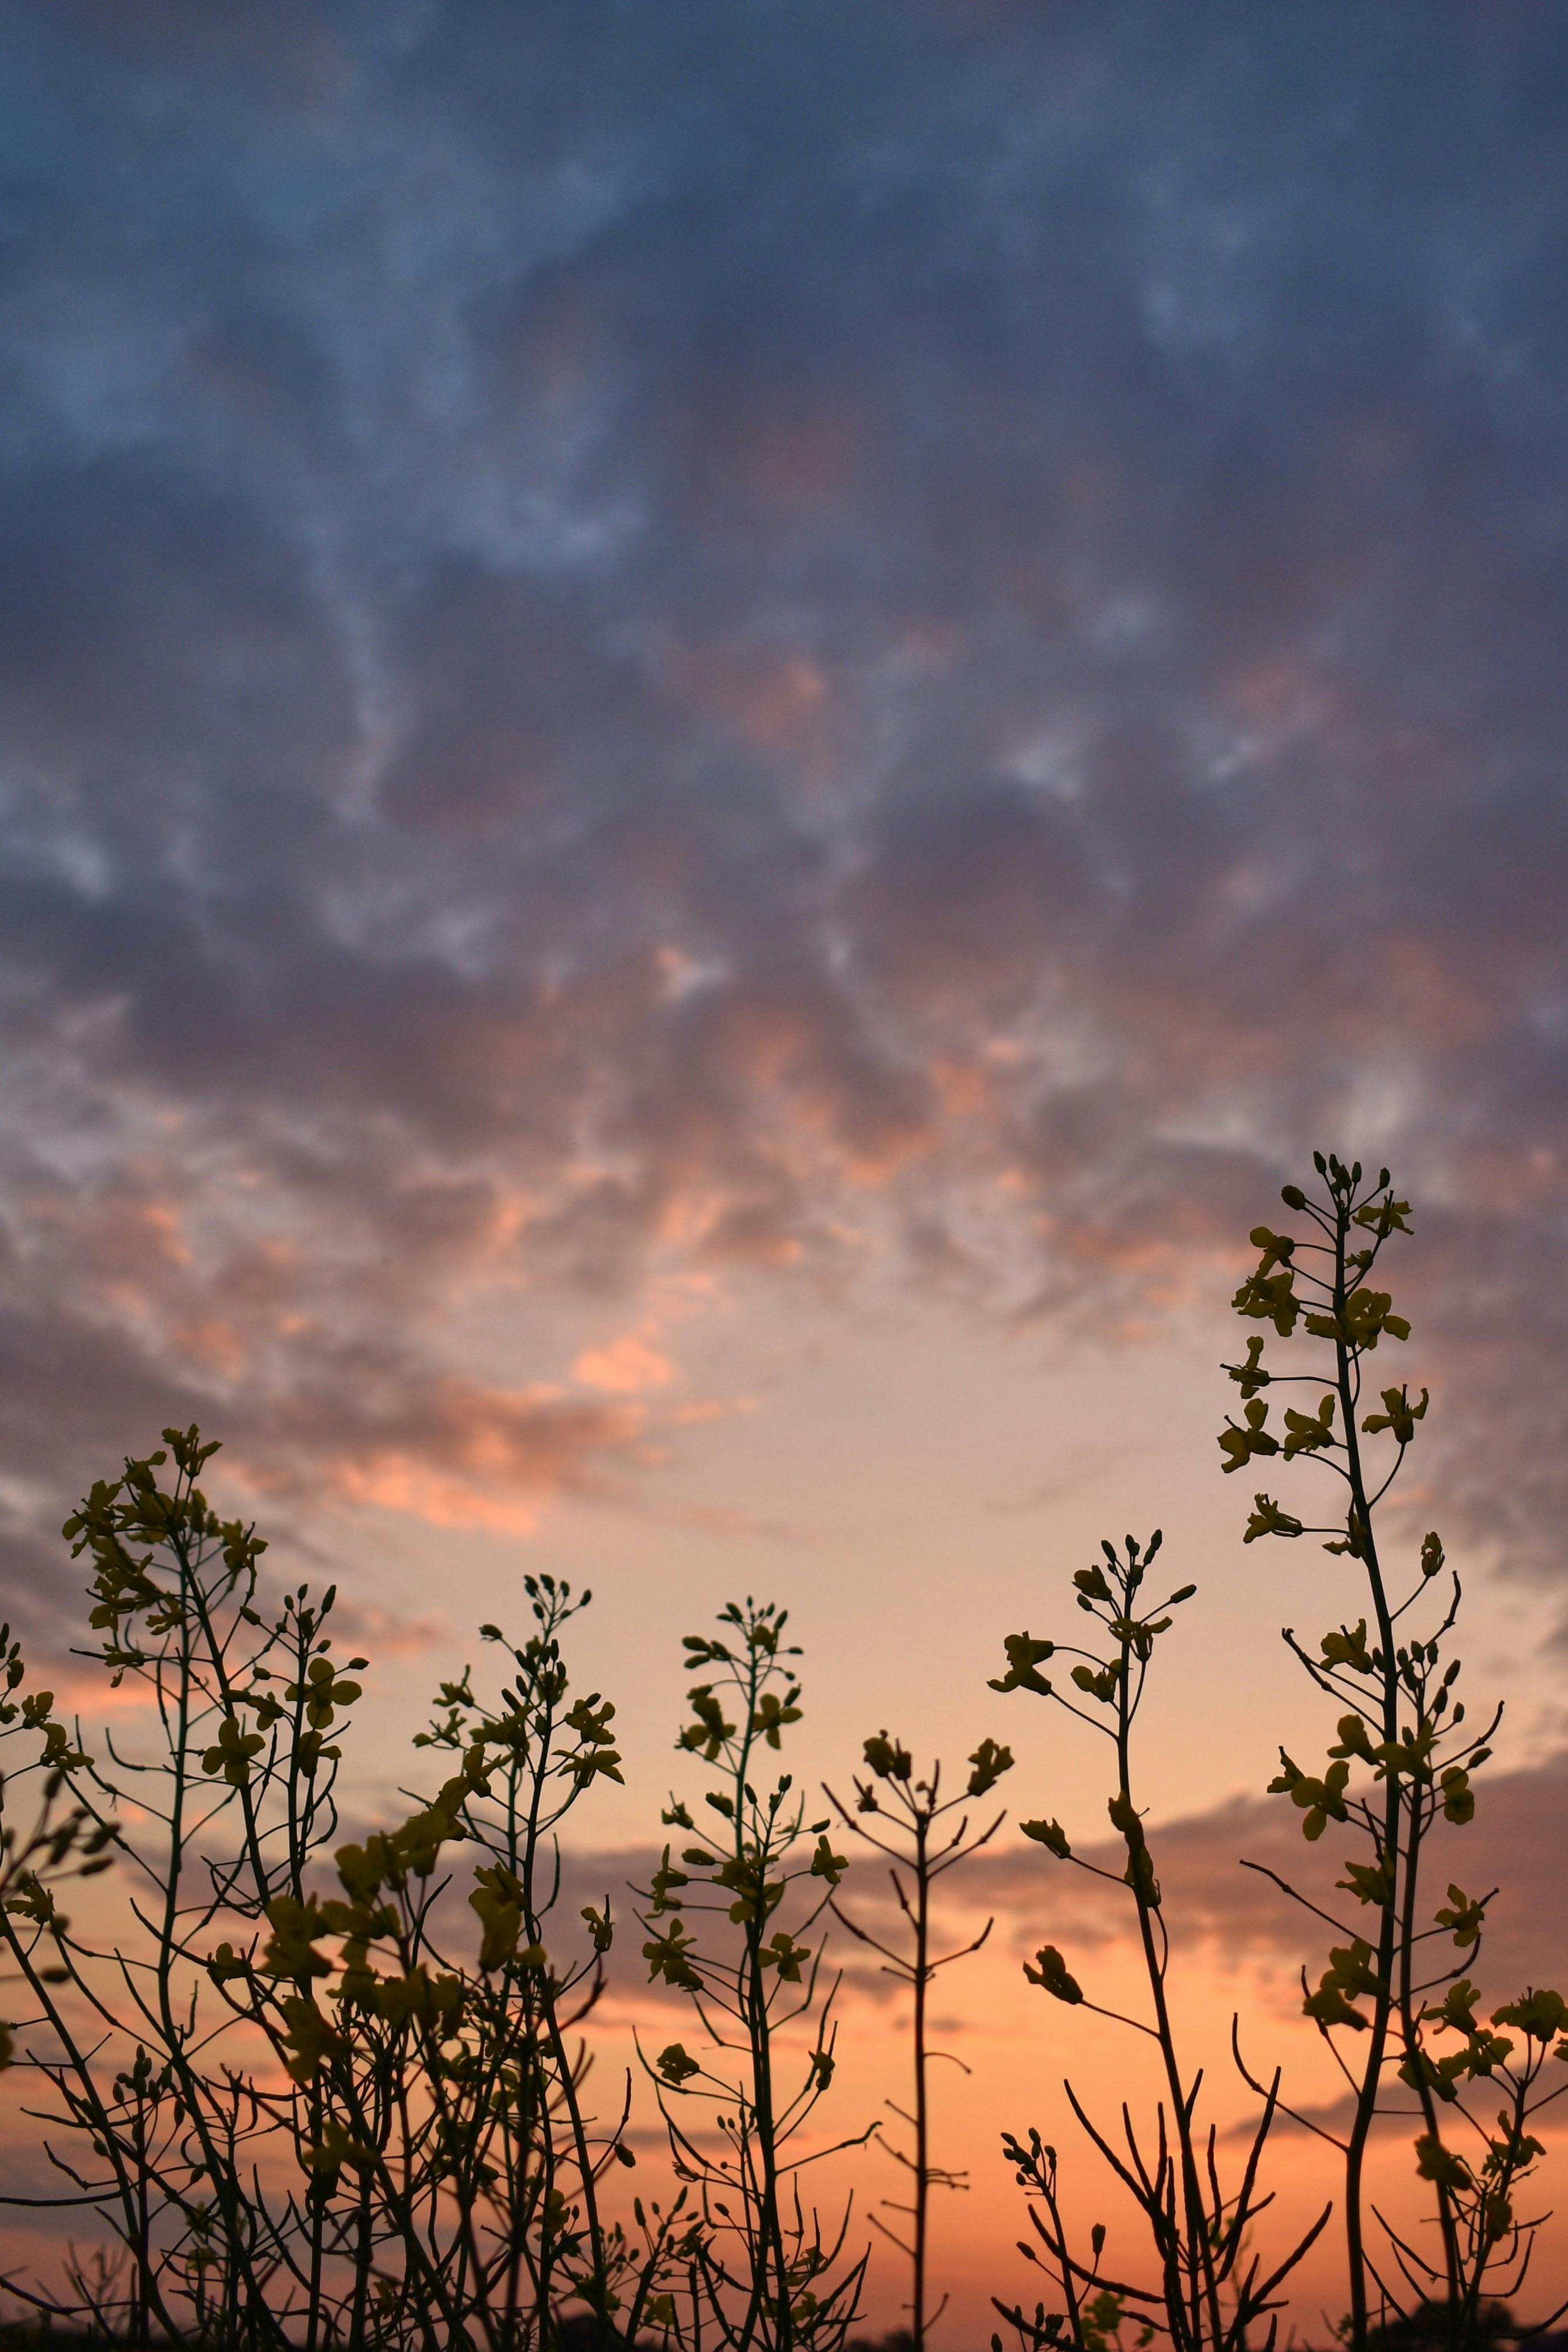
[
  {"xmin": 1223, "ymin": 1154, "xmax": 1568, "ymax": 2350},
  {"xmin": 0, "ymin": 1432, "xmax": 651, "ymax": 2350},
  {"xmin": 989, "ymin": 1532, "xmax": 1324, "ymax": 2352},
  {"xmin": 638, "ymin": 1600, "xmax": 870, "ymax": 2352},
  {"xmin": 825, "ymin": 1730, "xmax": 1012, "ymax": 2349}
]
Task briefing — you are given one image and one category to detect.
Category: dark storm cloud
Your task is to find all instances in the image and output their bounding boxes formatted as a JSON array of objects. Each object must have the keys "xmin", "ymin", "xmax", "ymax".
[{"xmin": 3, "ymin": 0, "xmax": 1568, "ymax": 1606}]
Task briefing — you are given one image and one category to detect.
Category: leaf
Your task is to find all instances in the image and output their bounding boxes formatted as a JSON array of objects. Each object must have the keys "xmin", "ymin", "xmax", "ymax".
[
  {"xmin": 967, "ymin": 1736, "xmax": 1014, "ymax": 1796},
  {"xmin": 1415, "ymin": 2133, "xmax": 1471, "ymax": 2193},
  {"xmin": 1231, "ymin": 1267, "xmax": 1300, "ymax": 1337},
  {"xmin": 1244, "ymin": 1494, "xmax": 1303, "ymax": 1544},
  {"xmin": 1435, "ymin": 1885, "xmax": 1486, "ymax": 1949},
  {"xmin": 199, "ymin": 1713, "xmax": 266, "ymax": 1788},
  {"xmin": 808, "ymin": 1834, "xmax": 847, "ymax": 1888},
  {"xmin": 1440, "ymin": 1766, "xmax": 1475, "ymax": 1826},
  {"xmin": 648, "ymin": 1845, "xmax": 689, "ymax": 1914},
  {"xmin": 863, "ymin": 1731, "xmax": 912, "ymax": 1780},
  {"xmin": 1492, "ymin": 1987, "xmax": 1568, "ymax": 2042},
  {"xmin": 580, "ymin": 1903, "xmax": 614, "ymax": 1955},
  {"xmin": 1328, "ymin": 1713, "xmax": 1375, "ymax": 1764},
  {"xmin": 259, "ymin": 1895, "xmax": 333, "ymax": 1983},
  {"xmin": 759, "ymin": 1930, "xmax": 810, "ymax": 1982},
  {"xmin": 989, "ymin": 1633, "xmax": 1055, "ymax": 1698},
  {"xmin": 1268, "ymin": 1751, "xmax": 1350, "ymax": 1840},
  {"xmin": 469, "ymin": 1866, "xmax": 524, "ymax": 1972},
  {"xmin": 1360, "ymin": 1385, "xmax": 1429, "ymax": 1444},
  {"xmin": 1304, "ymin": 1289, "xmax": 1409, "ymax": 1351},
  {"xmin": 1070, "ymin": 1662, "xmax": 1118, "ymax": 1702},
  {"xmin": 1319, "ymin": 1621, "xmax": 1373, "ymax": 1674},
  {"xmin": 1303, "ymin": 1978, "xmax": 1368, "ymax": 2032},
  {"xmin": 1219, "ymin": 1399, "xmax": 1279, "ymax": 1475},
  {"xmin": 1338, "ymin": 1857, "xmax": 1392, "ymax": 1908},
  {"xmin": 1227, "ymin": 1337, "xmax": 1271, "ymax": 1398},
  {"xmin": 642, "ymin": 1923, "xmax": 702, "ymax": 1993},
  {"xmin": 1352, "ymin": 1195, "xmax": 1412, "ymax": 1238},
  {"xmin": 302, "ymin": 2120, "xmax": 376, "ymax": 2178},
  {"xmin": 1281, "ymin": 1395, "xmax": 1336, "ymax": 1459},
  {"xmin": 678, "ymin": 1686, "xmax": 736, "ymax": 1760},
  {"xmin": 1323, "ymin": 1936, "xmax": 1383, "ymax": 1999},
  {"xmin": 278, "ymin": 1995, "xmax": 346, "ymax": 2086},
  {"xmin": 751, "ymin": 1690, "xmax": 801, "ymax": 1750},
  {"xmin": 1024, "ymin": 1945, "xmax": 1084, "ymax": 2004}
]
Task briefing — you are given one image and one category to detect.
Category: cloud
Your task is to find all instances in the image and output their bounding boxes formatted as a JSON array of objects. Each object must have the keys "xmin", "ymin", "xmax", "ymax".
[
  {"xmin": 2, "ymin": 0, "xmax": 1568, "ymax": 1615},
  {"xmin": 314, "ymin": 1592, "xmax": 449, "ymax": 1659},
  {"xmin": 574, "ymin": 1328, "xmax": 676, "ymax": 1395},
  {"xmin": 962, "ymin": 1750, "xmax": 1568, "ymax": 2010}
]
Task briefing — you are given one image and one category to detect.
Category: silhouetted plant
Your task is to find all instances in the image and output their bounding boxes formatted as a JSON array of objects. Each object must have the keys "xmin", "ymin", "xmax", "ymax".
[
  {"xmin": 824, "ymin": 1732, "xmax": 1012, "ymax": 2350},
  {"xmin": 0, "ymin": 1158, "xmax": 1564, "ymax": 2351},
  {"xmin": 637, "ymin": 1599, "xmax": 871, "ymax": 2352},
  {"xmin": 2, "ymin": 1429, "xmax": 302, "ymax": 2346},
  {"xmin": 987, "ymin": 1529, "xmax": 1327, "ymax": 2352},
  {"xmin": 1223, "ymin": 1155, "xmax": 1568, "ymax": 2352},
  {"xmin": 0, "ymin": 1617, "xmax": 116, "ymax": 2075},
  {"xmin": 0, "ymin": 1430, "xmax": 653, "ymax": 2349},
  {"xmin": 408, "ymin": 1578, "xmax": 691, "ymax": 2347}
]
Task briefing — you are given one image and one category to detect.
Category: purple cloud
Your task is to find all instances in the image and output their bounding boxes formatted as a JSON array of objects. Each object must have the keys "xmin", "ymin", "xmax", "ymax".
[{"xmin": 1, "ymin": 0, "xmax": 1567, "ymax": 1618}]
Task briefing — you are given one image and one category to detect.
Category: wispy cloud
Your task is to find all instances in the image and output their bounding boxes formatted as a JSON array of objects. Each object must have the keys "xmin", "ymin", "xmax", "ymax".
[{"xmin": 2, "ymin": 0, "xmax": 1568, "ymax": 1621}]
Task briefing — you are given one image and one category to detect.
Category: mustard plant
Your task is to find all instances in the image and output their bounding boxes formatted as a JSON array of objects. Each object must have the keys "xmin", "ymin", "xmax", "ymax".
[
  {"xmin": 1223, "ymin": 1155, "xmax": 1568, "ymax": 2350},
  {"xmin": 638, "ymin": 1599, "xmax": 871, "ymax": 2352},
  {"xmin": 407, "ymin": 1576, "xmax": 690, "ymax": 2347},
  {"xmin": 0, "ymin": 1431, "xmax": 653, "ymax": 2350},
  {"xmin": 988, "ymin": 1532, "xmax": 1326, "ymax": 2352},
  {"xmin": 824, "ymin": 1731, "xmax": 1013, "ymax": 2349},
  {"xmin": 4, "ymin": 1428, "xmax": 307, "ymax": 2346},
  {"xmin": 2, "ymin": 1159, "xmax": 1564, "ymax": 2352},
  {"xmin": 0, "ymin": 1616, "xmax": 116, "ymax": 2076}
]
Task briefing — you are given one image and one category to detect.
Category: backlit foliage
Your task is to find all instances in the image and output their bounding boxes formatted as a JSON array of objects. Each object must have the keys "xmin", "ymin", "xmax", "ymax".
[{"xmin": 0, "ymin": 1161, "xmax": 1559, "ymax": 2352}]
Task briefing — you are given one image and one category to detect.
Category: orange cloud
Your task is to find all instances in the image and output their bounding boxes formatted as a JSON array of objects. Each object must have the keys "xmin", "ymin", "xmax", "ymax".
[
  {"xmin": 327, "ymin": 1453, "xmax": 546, "ymax": 1534},
  {"xmin": 574, "ymin": 1329, "xmax": 676, "ymax": 1394}
]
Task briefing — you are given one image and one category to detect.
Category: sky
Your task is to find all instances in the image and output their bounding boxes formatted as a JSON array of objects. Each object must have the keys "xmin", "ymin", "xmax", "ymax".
[{"xmin": 5, "ymin": 0, "xmax": 1568, "ymax": 2333}]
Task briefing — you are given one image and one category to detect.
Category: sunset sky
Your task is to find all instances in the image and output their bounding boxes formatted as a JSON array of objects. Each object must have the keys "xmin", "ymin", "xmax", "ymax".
[{"xmin": 5, "ymin": 1, "xmax": 1568, "ymax": 2333}]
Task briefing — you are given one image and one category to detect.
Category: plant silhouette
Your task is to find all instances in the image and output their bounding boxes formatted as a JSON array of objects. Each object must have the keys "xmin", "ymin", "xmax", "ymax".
[{"xmin": 0, "ymin": 1164, "xmax": 1561, "ymax": 2351}]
